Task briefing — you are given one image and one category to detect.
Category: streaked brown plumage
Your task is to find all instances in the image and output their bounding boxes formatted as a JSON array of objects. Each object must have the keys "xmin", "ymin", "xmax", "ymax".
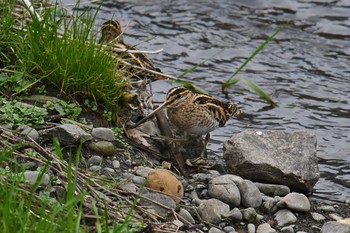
[
  {"xmin": 99, "ymin": 20, "xmax": 160, "ymax": 76},
  {"xmin": 132, "ymin": 87, "xmax": 241, "ymax": 159}
]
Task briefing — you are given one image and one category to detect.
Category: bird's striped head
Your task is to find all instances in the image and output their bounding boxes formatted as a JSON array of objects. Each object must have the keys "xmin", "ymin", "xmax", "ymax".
[
  {"xmin": 99, "ymin": 20, "xmax": 123, "ymax": 44},
  {"xmin": 164, "ymin": 87, "xmax": 195, "ymax": 109}
]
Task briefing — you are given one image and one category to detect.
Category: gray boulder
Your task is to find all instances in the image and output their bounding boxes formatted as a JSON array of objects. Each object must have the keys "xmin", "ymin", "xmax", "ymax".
[{"xmin": 223, "ymin": 130, "xmax": 319, "ymax": 193}]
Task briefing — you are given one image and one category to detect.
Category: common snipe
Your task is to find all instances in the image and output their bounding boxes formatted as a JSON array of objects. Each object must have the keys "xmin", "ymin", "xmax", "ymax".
[
  {"xmin": 98, "ymin": 20, "xmax": 160, "ymax": 76},
  {"xmin": 132, "ymin": 87, "xmax": 241, "ymax": 160}
]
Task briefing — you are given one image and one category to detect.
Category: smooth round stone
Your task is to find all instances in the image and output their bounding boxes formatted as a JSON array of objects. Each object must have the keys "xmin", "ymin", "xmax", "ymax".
[
  {"xmin": 19, "ymin": 125, "xmax": 39, "ymax": 141},
  {"xmin": 88, "ymin": 155, "xmax": 102, "ymax": 165},
  {"xmin": 88, "ymin": 141, "xmax": 117, "ymax": 156},
  {"xmin": 311, "ymin": 212, "xmax": 326, "ymax": 221},
  {"xmin": 274, "ymin": 209, "xmax": 297, "ymax": 227},
  {"xmin": 112, "ymin": 160, "xmax": 120, "ymax": 169},
  {"xmin": 241, "ymin": 207, "xmax": 257, "ymax": 223},
  {"xmin": 135, "ymin": 166, "xmax": 153, "ymax": 177},
  {"xmin": 208, "ymin": 227, "xmax": 224, "ymax": 233},
  {"xmin": 91, "ymin": 127, "xmax": 115, "ymax": 141},
  {"xmin": 132, "ymin": 176, "xmax": 146, "ymax": 185},
  {"xmin": 178, "ymin": 208, "xmax": 195, "ymax": 225},
  {"xmin": 223, "ymin": 226, "xmax": 236, "ymax": 233},
  {"xmin": 248, "ymin": 223, "xmax": 256, "ymax": 233},
  {"xmin": 257, "ymin": 223, "xmax": 277, "ymax": 233},
  {"xmin": 89, "ymin": 165, "xmax": 101, "ymax": 172},
  {"xmin": 317, "ymin": 205, "xmax": 336, "ymax": 212},
  {"xmin": 281, "ymin": 225, "xmax": 295, "ymax": 233},
  {"xmin": 276, "ymin": 193, "xmax": 310, "ymax": 212},
  {"xmin": 102, "ymin": 167, "xmax": 116, "ymax": 175},
  {"xmin": 24, "ymin": 171, "xmax": 50, "ymax": 186},
  {"xmin": 120, "ymin": 182, "xmax": 137, "ymax": 193},
  {"xmin": 198, "ymin": 199, "xmax": 230, "ymax": 224}
]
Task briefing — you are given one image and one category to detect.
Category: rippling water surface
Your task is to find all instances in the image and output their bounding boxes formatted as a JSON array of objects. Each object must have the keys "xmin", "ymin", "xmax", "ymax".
[{"xmin": 67, "ymin": 0, "xmax": 350, "ymax": 202}]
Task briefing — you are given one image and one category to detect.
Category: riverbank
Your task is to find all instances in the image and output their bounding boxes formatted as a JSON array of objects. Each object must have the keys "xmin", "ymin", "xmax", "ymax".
[{"xmin": 1, "ymin": 0, "xmax": 350, "ymax": 232}]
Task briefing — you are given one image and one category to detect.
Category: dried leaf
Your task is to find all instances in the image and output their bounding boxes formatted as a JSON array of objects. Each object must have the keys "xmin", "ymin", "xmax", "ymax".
[{"xmin": 126, "ymin": 128, "xmax": 151, "ymax": 147}]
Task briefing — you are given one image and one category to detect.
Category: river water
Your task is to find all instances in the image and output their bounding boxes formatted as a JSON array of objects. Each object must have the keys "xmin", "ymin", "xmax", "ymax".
[{"xmin": 67, "ymin": 0, "xmax": 350, "ymax": 202}]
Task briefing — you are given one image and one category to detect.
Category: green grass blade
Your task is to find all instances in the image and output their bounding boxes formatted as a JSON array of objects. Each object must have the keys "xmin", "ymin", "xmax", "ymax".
[
  {"xmin": 241, "ymin": 78, "xmax": 276, "ymax": 105},
  {"xmin": 223, "ymin": 21, "xmax": 290, "ymax": 89}
]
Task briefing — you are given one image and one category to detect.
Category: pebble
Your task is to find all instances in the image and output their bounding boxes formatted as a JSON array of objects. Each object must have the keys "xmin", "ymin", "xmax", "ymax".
[
  {"xmin": 91, "ymin": 127, "xmax": 115, "ymax": 141},
  {"xmin": 178, "ymin": 208, "xmax": 195, "ymax": 225},
  {"xmin": 132, "ymin": 176, "xmax": 146, "ymax": 185},
  {"xmin": 112, "ymin": 160, "xmax": 120, "ymax": 169},
  {"xmin": 140, "ymin": 192, "xmax": 176, "ymax": 218},
  {"xmin": 208, "ymin": 227, "xmax": 224, "ymax": 233},
  {"xmin": 274, "ymin": 209, "xmax": 297, "ymax": 226},
  {"xmin": 276, "ymin": 193, "xmax": 310, "ymax": 212},
  {"xmin": 88, "ymin": 155, "xmax": 102, "ymax": 165},
  {"xmin": 223, "ymin": 226, "xmax": 236, "ymax": 233},
  {"xmin": 208, "ymin": 175, "xmax": 241, "ymax": 207},
  {"xmin": 88, "ymin": 141, "xmax": 117, "ymax": 156},
  {"xmin": 120, "ymin": 182, "xmax": 137, "ymax": 193},
  {"xmin": 254, "ymin": 182, "xmax": 290, "ymax": 196},
  {"xmin": 240, "ymin": 179, "xmax": 262, "ymax": 208},
  {"xmin": 317, "ymin": 205, "xmax": 336, "ymax": 212},
  {"xmin": 329, "ymin": 213, "xmax": 343, "ymax": 221},
  {"xmin": 256, "ymin": 223, "xmax": 276, "ymax": 233},
  {"xmin": 124, "ymin": 159, "xmax": 132, "ymax": 166},
  {"xmin": 281, "ymin": 225, "xmax": 294, "ymax": 233},
  {"xmin": 247, "ymin": 223, "xmax": 256, "ymax": 233},
  {"xmin": 311, "ymin": 212, "xmax": 326, "ymax": 221},
  {"xmin": 198, "ymin": 198, "xmax": 230, "ymax": 224},
  {"xmin": 241, "ymin": 207, "xmax": 257, "ymax": 223},
  {"xmin": 173, "ymin": 219, "xmax": 183, "ymax": 228},
  {"xmin": 23, "ymin": 170, "xmax": 50, "ymax": 186},
  {"xmin": 262, "ymin": 196, "xmax": 281, "ymax": 214},
  {"xmin": 321, "ymin": 221, "xmax": 350, "ymax": 233},
  {"xmin": 102, "ymin": 167, "xmax": 116, "ymax": 175},
  {"xmin": 223, "ymin": 208, "xmax": 242, "ymax": 223},
  {"xmin": 18, "ymin": 125, "xmax": 39, "ymax": 141},
  {"xmin": 134, "ymin": 166, "xmax": 153, "ymax": 177},
  {"xmin": 192, "ymin": 173, "xmax": 211, "ymax": 183},
  {"xmin": 89, "ymin": 165, "xmax": 101, "ymax": 172}
]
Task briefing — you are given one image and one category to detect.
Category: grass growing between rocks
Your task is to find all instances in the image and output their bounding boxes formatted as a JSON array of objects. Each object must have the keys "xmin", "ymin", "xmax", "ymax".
[
  {"xmin": 0, "ymin": 130, "xmax": 143, "ymax": 232},
  {"xmin": 1, "ymin": 0, "xmax": 129, "ymax": 115}
]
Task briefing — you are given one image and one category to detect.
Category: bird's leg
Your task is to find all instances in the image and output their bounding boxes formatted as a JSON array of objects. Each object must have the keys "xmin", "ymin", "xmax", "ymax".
[{"xmin": 187, "ymin": 133, "xmax": 210, "ymax": 166}]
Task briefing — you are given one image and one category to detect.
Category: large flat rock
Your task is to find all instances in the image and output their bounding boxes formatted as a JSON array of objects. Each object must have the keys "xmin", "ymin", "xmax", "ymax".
[{"xmin": 223, "ymin": 130, "xmax": 319, "ymax": 193}]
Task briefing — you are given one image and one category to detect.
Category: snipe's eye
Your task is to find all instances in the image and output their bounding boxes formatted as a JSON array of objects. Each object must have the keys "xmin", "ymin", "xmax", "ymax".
[{"xmin": 176, "ymin": 94, "xmax": 182, "ymax": 99}]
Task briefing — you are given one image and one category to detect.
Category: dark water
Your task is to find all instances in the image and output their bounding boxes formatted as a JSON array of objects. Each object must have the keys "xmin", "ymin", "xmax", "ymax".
[{"xmin": 68, "ymin": 0, "xmax": 350, "ymax": 202}]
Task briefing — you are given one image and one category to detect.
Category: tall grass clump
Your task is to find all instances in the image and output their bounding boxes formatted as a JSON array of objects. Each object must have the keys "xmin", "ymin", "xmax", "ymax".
[
  {"xmin": 0, "ymin": 2, "xmax": 23, "ymax": 69},
  {"xmin": 1, "ymin": 0, "xmax": 129, "ymax": 114}
]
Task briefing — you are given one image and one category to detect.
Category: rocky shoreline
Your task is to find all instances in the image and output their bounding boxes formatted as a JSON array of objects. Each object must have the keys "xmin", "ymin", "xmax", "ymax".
[{"xmin": 2, "ymin": 107, "xmax": 349, "ymax": 232}]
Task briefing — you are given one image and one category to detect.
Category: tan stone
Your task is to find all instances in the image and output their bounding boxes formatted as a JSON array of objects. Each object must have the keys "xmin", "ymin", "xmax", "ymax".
[{"xmin": 147, "ymin": 169, "xmax": 184, "ymax": 203}]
